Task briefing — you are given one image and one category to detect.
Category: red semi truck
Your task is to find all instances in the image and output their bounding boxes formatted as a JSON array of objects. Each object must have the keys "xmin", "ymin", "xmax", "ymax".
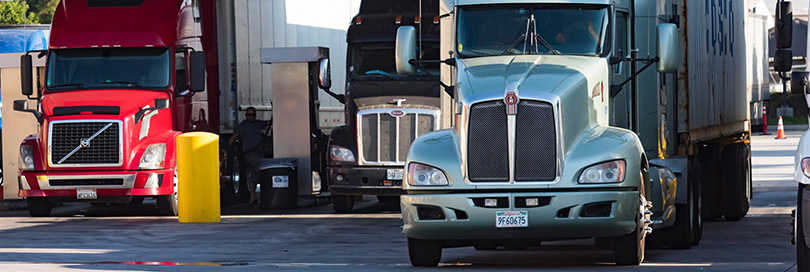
[{"xmin": 13, "ymin": 0, "xmax": 209, "ymax": 216}]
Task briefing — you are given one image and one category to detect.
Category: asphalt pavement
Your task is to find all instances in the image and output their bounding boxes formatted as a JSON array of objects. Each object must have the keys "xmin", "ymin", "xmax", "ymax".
[{"xmin": 0, "ymin": 130, "xmax": 802, "ymax": 271}]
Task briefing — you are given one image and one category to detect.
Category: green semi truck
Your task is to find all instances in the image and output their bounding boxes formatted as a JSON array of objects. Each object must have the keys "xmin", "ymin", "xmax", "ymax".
[{"xmin": 394, "ymin": 0, "xmax": 758, "ymax": 266}]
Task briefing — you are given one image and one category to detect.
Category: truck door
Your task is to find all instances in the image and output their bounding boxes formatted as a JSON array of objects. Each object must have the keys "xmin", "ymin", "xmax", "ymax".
[{"xmin": 610, "ymin": 10, "xmax": 631, "ymax": 129}]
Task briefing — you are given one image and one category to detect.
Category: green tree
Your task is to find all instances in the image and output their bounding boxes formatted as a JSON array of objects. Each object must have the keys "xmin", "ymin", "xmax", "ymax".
[
  {"xmin": 28, "ymin": 0, "xmax": 59, "ymax": 24},
  {"xmin": 0, "ymin": 1, "xmax": 40, "ymax": 25}
]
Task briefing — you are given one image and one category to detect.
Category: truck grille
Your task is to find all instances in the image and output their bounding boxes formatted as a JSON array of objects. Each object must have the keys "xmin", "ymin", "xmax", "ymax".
[
  {"xmin": 467, "ymin": 100, "xmax": 557, "ymax": 182},
  {"xmin": 514, "ymin": 101, "xmax": 557, "ymax": 181},
  {"xmin": 359, "ymin": 109, "xmax": 438, "ymax": 164},
  {"xmin": 467, "ymin": 101, "xmax": 509, "ymax": 181},
  {"xmin": 50, "ymin": 121, "xmax": 121, "ymax": 166}
]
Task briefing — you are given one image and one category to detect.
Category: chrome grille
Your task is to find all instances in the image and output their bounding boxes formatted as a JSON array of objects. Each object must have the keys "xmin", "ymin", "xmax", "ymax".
[
  {"xmin": 358, "ymin": 109, "xmax": 439, "ymax": 164},
  {"xmin": 467, "ymin": 101, "xmax": 509, "ymax": 181},
  {"xmin": 49, "ymin": 120, "xmax": 122, "ymax": 167},
  {"xmin": 514, "ymin": 101, "xmax": 557, "ymax": 181},
  {"xmin": 467, "ymin": 99, "xmax": 557, "ymax": 182}
]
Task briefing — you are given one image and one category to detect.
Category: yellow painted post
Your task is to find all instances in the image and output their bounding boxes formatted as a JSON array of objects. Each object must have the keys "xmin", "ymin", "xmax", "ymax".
[{"xmin": 176, "ymin": 132, "xmax": 220, "ymax": 223}]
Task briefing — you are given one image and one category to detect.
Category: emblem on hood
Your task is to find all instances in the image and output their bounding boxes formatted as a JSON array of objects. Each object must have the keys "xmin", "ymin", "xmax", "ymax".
[
  {"xmin": 505, "ymin": 91, "xmax": 519, "ymax": 115},
  {"xmin": 390, "ymin": 110, "xmax": 405, "ymax": 117}
]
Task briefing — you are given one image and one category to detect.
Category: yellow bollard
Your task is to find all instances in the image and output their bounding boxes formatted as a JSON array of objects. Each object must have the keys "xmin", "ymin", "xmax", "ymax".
[{"xmin": 176, "ymin": 132, "xmax": 220, "ymax": 223}]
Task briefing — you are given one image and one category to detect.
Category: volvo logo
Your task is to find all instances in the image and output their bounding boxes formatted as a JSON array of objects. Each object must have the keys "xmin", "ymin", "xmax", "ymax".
[
  {"xmin": 505, "ymin": 91, "xmax": 519, "ymax": 115},
  {"xmin": 79, "ymin": 138, "xmax": 91, "ymax": 148},
  {"xmin": 390, "ymin": 110, "xmax": 405, "ymax": 117}
]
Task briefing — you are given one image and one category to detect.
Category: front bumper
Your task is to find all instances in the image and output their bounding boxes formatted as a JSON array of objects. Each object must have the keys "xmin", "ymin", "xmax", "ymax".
[
  {"xmin": 328, "ymin": 165, "xmax": 404, "ymax": 196},
  {"xmin": 19, "ymin": 169, "xmax": 174, "ymax": 199},
  {"xmin": 402, "ymin": 190, "xmax": 638, "ymax": 241}
]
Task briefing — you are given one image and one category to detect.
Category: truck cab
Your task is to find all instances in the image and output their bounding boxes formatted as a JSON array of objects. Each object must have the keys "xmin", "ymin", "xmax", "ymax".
[
  {"xmin": 399, "ymin": 0, "xmax": 686, "ymax": 266},
  {"xmin": 14, "ymin": 0, "xmax": 205, "ymax": 217},
  {"xmin": 327, "ymin": 0, "xmax": 441, "ymax": 212}
]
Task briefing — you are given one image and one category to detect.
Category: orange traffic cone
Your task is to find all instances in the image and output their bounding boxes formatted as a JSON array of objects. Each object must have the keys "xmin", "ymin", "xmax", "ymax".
[{"xmin": 775, "ymin": 116, "xmax": 787, "ymax": 139}]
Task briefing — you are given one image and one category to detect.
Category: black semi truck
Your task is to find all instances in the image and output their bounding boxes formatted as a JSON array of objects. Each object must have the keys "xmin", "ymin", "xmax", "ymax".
[{"xmin": 327, "ymin": 0, "xmax": 441, "ymax": 212}]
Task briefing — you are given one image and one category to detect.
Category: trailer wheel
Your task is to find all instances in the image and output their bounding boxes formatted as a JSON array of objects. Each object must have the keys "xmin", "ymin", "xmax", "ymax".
[
  {"xmin": 27, "ymin": 197, "xmax": 52, "ymax": 217},
  {"xmin": 332, "ymin": 194, "xmax": 354, "ymax": 213},
  {"xmin": 700, "ymin": 145, "xmax": 723, "ymax": 220},
  {"xmin": 722, "ymin": 142, "xmax": 751, "ymax": 221},
  {"xmin": 408, "ymin": 238, "xmax": 442, "ymax": 267},
  {"xmin": 798, "ymin": 184, "xmax": 810, "ymax": 272},
  {"xmin": 614, "ymin": 169, "xmax": 650, "ymax": 265},
  {"xmin": 692, "ymin": 171, "xmax": 703, "ymax": 245}
]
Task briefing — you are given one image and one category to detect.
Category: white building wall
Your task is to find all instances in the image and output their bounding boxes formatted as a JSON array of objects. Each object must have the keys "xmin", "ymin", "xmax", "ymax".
[{"xmin": 230, "ymin": 0, "xmax": 361, "ymax": 131}]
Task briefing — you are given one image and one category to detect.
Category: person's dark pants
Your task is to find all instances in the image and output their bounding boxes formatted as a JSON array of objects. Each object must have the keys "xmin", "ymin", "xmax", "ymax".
[{"xmin": 239, "ymin": 151, "xmax": 263, "ymax": 202}]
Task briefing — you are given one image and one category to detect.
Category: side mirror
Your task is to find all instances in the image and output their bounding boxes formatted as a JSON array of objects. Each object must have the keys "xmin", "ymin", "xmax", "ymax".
[
  {"xmin": 189, "ymin": 51, "xmax": 205, "ymax": 93},
  {"xmin": 774, "ymin": 49, "xmax": 793, "ymax": 72},
  {"xmin": 318, "ymin": 58, "xmax": 331, "ymax": 90},
  {"xmin": 13, "ymin": 100, "xmax": 27, "ymax": 112},
  {"xmin": 657, "ymin": 23, "xmax": 680, "ymax": 73},
  {"xmin": 775, "ymin": 0, "xmax": 793, "ymax": 49},
  {"xmin": 395, "ymin": 26, "xmax": 417, "ymax": 75},
  {"xmin": 155, "ymin": 98, "xmax": 170, "ymax": 110},
  {"xmin": 20, "ymin": 54, "xmax": 33, "ymax": 96}
]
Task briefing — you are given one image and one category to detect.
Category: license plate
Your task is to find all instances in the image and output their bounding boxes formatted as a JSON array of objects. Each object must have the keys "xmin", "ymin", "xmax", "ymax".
[
  {"xmin": 386, "ymin": 169, "xmax": 404, "ymax": 180},
  {"xmin": 76, "ymin": 189, "xmax": 97, "ymax": 200},
  {"xmin": 272, "ymin": 176, "xmax": 289, "ymax": 188},
  {"xmin": 496, "ymin": 211, "xmax": 528, "ymax": 228}
]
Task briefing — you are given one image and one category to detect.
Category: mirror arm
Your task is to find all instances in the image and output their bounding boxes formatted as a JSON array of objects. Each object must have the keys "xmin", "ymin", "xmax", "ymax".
[
  {"xmin": 13, "ymin": 107, "xmax": 42, "ymax": 124},
  {"xmin": 613, "ymin": 57, "xmax": 660, "ymax": 91},
  {"xmin": 321, "ymin": 88, "xmax": 345, "ymax": 104},
  {"xmin": 439, "ymin": 81, "xmax": 455, "ymax": 99}
]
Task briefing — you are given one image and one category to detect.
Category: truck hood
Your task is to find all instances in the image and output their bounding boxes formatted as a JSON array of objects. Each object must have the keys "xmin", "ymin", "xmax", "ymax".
[
  {"xmin": 42, "ymin": 90, "xmax": 170, "ymax": 117},
  {"xmin": 456, "ymin": 55, "xmax": 609, "ymax": 155},
  {"xmin": 457, "ymin": 55, "xmax": 605, "ymax": 101}
]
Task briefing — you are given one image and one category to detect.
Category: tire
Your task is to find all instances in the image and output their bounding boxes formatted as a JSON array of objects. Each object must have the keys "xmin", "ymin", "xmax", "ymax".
[
  {"xmin": 332, "ymin": 194, "xmax": 354, "ymax": 213},
  {"xmin": 158, "ymin": 170, "xmax": 178, "ymax": 216},
  {"xmin": 700, "ymin": 145, "xmax": 723, "ymax": 220},
  {"xmin": 408, "ymin": 238, "xmax": 442, "ymax": 267},
  {"xmin": 721, "ymin": 143, "xmax": 751, "ymax": 221},
  {"xmin": 27, "ymin": 197, "xmax": 53, "ymax": 217},
  {"xmin": 664, "ymin": 158, "xmax": 702, "ymax": 249},
  {"xmin": 692, "ymin": 175, "xmax": 703, "ymax": 245},
  {"xmin": 798, "ymin": 184, "xmax": 810, "ymax": 272},
  {"xmin": 377, "ymin": 196, "xmax": 401, "ymax": 211},
  {"xmin": 614, "ymin": 169, "xmax": 650, "ymax": 265}
]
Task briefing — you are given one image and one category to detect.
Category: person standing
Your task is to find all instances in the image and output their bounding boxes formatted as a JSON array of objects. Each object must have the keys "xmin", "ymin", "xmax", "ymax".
[{"xmin": 228, "ymin": 107, "xmax": 268, "ymax": 205}]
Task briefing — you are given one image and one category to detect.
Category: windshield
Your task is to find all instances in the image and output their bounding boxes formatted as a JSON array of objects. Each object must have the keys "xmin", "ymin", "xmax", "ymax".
[
  {"xmin": 46, "ymin": 48, "xmax": 171, "ymax": 90},
  {"xmin": 457, "ymin": 5, "xmax": 609, "ymax": 58},
  {"xmin": 349, "ymin": 43, "xmax": 439, "ymax": 80}
]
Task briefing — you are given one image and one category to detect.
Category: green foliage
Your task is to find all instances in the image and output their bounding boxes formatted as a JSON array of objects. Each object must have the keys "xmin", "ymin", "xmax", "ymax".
[
  {"xmin": 28, "ymin": 0, "xmax": 59, "ymax": 24},
  {"xmin": 0, "ymin": 1, "xmax": 40, "ymax": 25}
]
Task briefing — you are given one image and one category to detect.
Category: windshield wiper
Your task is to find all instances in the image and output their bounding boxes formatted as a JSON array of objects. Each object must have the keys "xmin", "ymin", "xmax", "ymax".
[
  {"xmin": 99, "ymin": 80, "xmax": 144, "ymax": 88},
  {"xmin": 501, "ymin": 14, "xmax": 560, "ymax": 56},
  {"xmin": 48, "ymin": 83, "xmax": 85, "ymax": 89}
]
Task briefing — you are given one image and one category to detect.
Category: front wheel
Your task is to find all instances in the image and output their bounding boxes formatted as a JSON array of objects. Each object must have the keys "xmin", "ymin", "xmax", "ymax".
[
  {"xmin": 27, "ymin": 197, "xmax": 53, "ymax": 217},
  {"xmin": 332, "ymin": 194, "xmax": 354, "ymax": 213},
  {"xmin": 158, "ymin": 170, "xmax": 178, "ymax": 216},
  {"xmin": 614, "ymin": 169, "xmax": 651, "ymax": 265},
  {"xmin": 408, "ymin": 238, "xmax": 442, "ymax": 267},
  {"xmin": 798, "ymin": 184, "xmax": 810, "ymax": 272}
]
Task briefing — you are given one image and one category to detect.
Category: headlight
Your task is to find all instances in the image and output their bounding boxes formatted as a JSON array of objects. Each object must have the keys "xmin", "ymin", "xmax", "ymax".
[
  {"xmin": 139, "ymin": 143, "xmax": 166, "ymax": 170},
  {"xmin": 407, "ymin": 163, "xmax": 448, "ymax": 186},
  {"xmin": 330, "ymin": 145, "xmax": 355, "ymax": 162},
  {"xmin": 801, "ymin": 158, "xmax": 810, "ymax": 178},
  {"xmin": 19, "ymin": 145, "xmax": 34, "ymax": 170},
  {"xmin": 578, "ymin": 159, "xmax": 626, "ymax": 184}
]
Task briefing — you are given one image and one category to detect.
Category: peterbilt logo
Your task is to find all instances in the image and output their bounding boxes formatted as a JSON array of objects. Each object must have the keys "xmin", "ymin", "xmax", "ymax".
[
  {"xmin": 390, "ymin": 110, "xmax": 405, "ymax": 117},
  {"xmin": 505, "ymin": 91, "xmax": 519, "ymax": 115}
]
